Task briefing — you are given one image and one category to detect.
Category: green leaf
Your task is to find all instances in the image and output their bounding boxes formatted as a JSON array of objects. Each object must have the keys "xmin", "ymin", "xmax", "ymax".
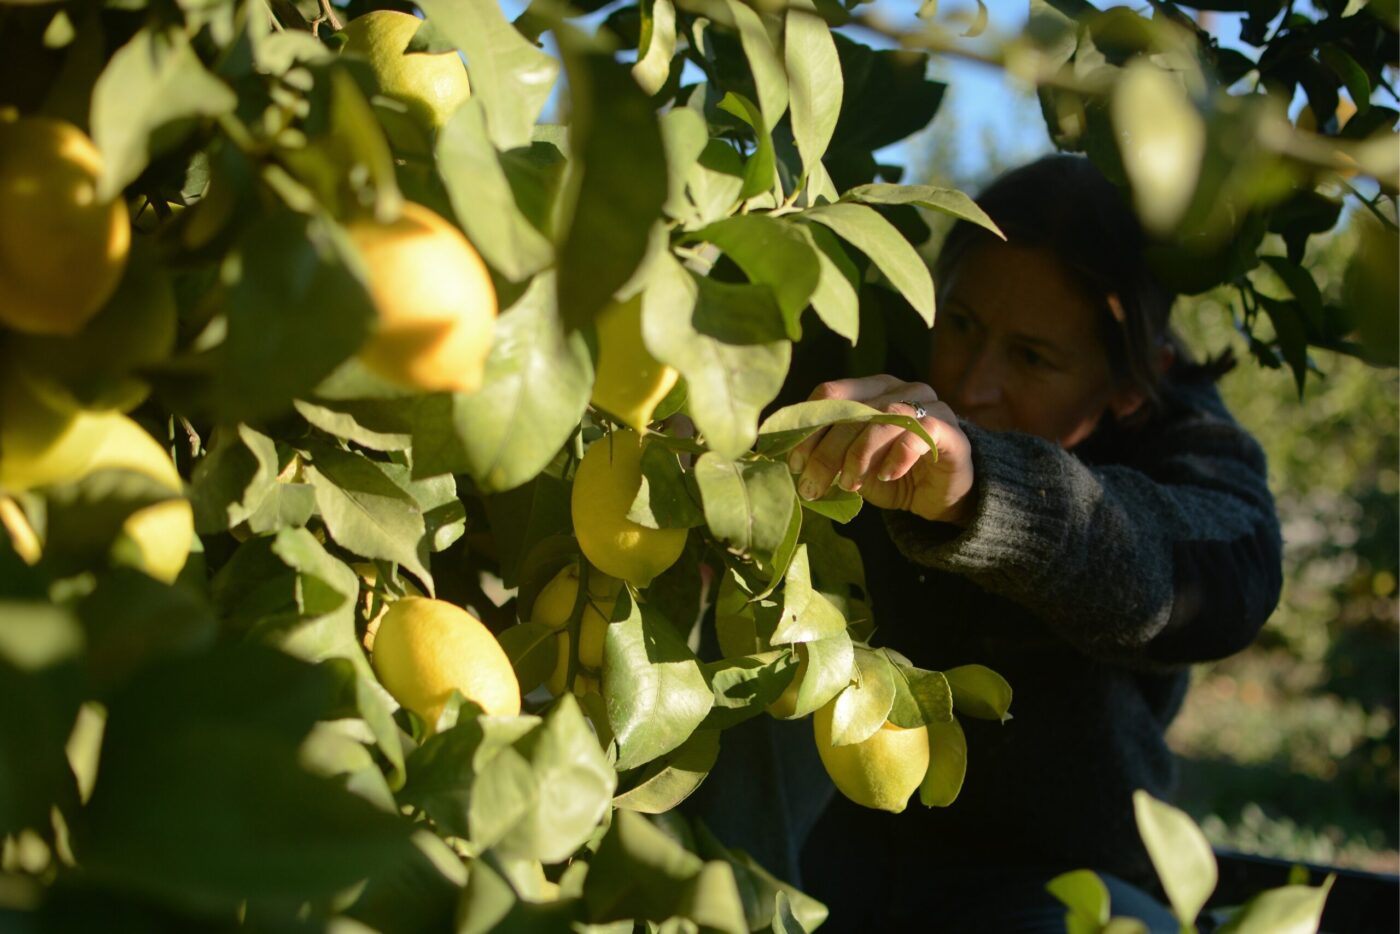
[
  {"xmin": 770, "ymin": 545, "xmax": 847, "ymax": 644},
  {"xmin": 343, "ymin": 829, "xmax": 466, "ymax": 934},
  {"xmin": 399, "ymin": 713, "xmax": 541, "ymax": 843},
  {"xmin": 829, "ymin": 35, "xmax": 944, "ymax": 154},
  {"xmin": 757, "ymin": 497, "xmax": 805, "ymax": 598},
  {"xmin": 687, "ymin": 139, "xmax": 748, "ymax": 226},
  {"xmin": 785, "ymin": 0, "xmax": 843, "ymax": 176},
  {"xmin": 495, "ymin": 694, "xmax": 618, "ymax": 863},
  {"xmin": 416, "ymin": 273, "xmax": 593, "ymax": 490},
  {"xmin": 80, "ymin": 646, "xmax": 417, "ymax": 912},
  {"xmin": 693, "ymin": 822, "xmax": 830, "ymax": 932},
  {"xmin": 294, "ymin": 400, "xmax": 411, "ymax": 451},
  {"xmin": 614, "ymin": 727, "xmax": 720, "ymax": 813},
  {"xmin": 677, "ymin": 859, "xmax": 749, "ymax": 934},
  {"xmin": 0, "ymin": 660, "xmax": 81, "ymax": 837},
  {"xmin": 90, "ymin": 26, "xmax": 237, "ymax": 199},
  {"xmin": 802, "ymin": 202, "xmax": 937, "ymax": 326},
  {"xmin": 918, "ymin": 715, "xmax": 966, "ymax": 807},
  {"xmin": 190, "ymin": 424, "xmax": 278, "ymax": 534},
  {"xmin": 628, "ymin": 441, "xmax": 706, "ymax": 530},
  {"xmin": 1255, "ymin": 294, "xmax": 1310, "ymax": 397},
  {"xmin": 1046, "ymin": 869, "xmax": 1111, "ymax": 934},
  {"xmin": 583, "ymin": 809, "xmax": 703, "ymax": 924},
  {"xmin": 75, "ymin": 570, "xmax": 216, "ymax": 695},
  {"xmin": 722, "ymin": 0, "xmax": 788, "ymax": 130},
  {"xmin": 643, "ymin": 254, "xmax": 790, "ymax": 459},
  {"xmin": 499, "ymin": 621, "xmax": 558, "ymax": 695},
  {"xmin": 756, "ymin": 400, "xmax": 934, "ymax": 459},
  {"xmin": 827, "ymin": 646, "xmax": 895, "ymax": 745},
  {"xmin": 885, "ymin": 663, "xmax": 953, "ymax": 728},
  {"xmin": 246, "ymin": 482, "xmax": 317, "ymax": 536},
  {"xmin": 604, "ymin": 594, "xmax": 714, "ymax": 771},
  {"xmin": 217, "ymin": 212, "xmax": 375, "ymax": 422},
  {"xmin": 1133, "ymin": 790, "xmax": 1218, "ymax": 928},
  {"xmin": 689, "ymin": 215, "xmax": 821, "ymax": 339},
  {"xmin": 0, "ymin": 602, "xmax": 84, "ymax": 672},
  {"xmin": 1343, "ymin": 216, "xmax": 1399, "ymax": 367},
  {"xmin": 633, "ymin": 0, "xmax": 678, "ymax": 96},
  {"xmin": 302, "ymin": 443, "xmax": 433, "ymax": 594},
  {"xmin": 379, "ymin": 464, "xmax": 466, "ymax": 554},
  {"xmin": 416, "ymin": 0, "xmax": 558, "ymax": 151},
  {"xmin": 660, "ymin": 107, "xmax": 709, "ymax": 223},
  {"xmin": 842, "ymin": 183, "xmax": 1004, "ymax": 239},
  {"xmin": 436, "ymin": 99, "xmax": 554, "ymax": 282},
  {"xmin": 556, "ymin": 46, "xmax": 668, "ymax": 330},
  {"xmin": 699, "ymin": 651, "xmax": 798, "ymax": 729},
  {"xmin": 799, "ymin": 485, "xmax": 862, "ymax": 523},
  {"xmin": 717, "ymin": 91, "xmax": 779, "ymax": 203},
  {"xmin": 787, "ymin": 630, "xmax": 853, "ymax": 719},
  {"xmin": 1111, "ymin": 60, "xmax": 1206, "ymax": 236},
  {"xmin": 797, "ymin": 223, "xmax": 861, "ymax": 344},
  {"xmin": 1215, "ymin": 878, "xmax": 1334, "ymax": 934},
  {"xmin": 693, "ymin": 453, "xmax": 797, "ymax": 563},
  {"xmin": 264, "ymin": 528, "xmax": 405, "ymax": 786},
  {"xmin": 944, "ymin": 664, "xmax": 1013, "ymax": 722}
]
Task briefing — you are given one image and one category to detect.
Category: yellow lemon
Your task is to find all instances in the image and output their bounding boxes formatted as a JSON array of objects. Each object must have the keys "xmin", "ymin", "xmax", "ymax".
[
  {"xmin": 813, "ymin": 699, "xmax": 929, "ymax": 814},
  {"xmin": 590, "ymin": 294, "xmax": 679, "ymax": 432},
  {"xmin": 531, "ymin": 563, "xmax": 620, "ymax": 670},
  {"xmin": 340, "ymin": 11, "xmax": 470, "ymax": 135},
  {"xmin": 346, "ymin": 201, "xmax": 497, "ymax": 393},
  {"xmin": 0, "ymin": 115, "xmax": 130, "ymax": 335},
  {"xmin": 0, "ymin": 374, "xmax": 192, "ymax": 582},
  {"xmin": 9, "ymin": 243, "xmax": 176, "ymax": 412},
  {"xmin": 372, "ymin": 596, "xmax": 521, "ymax": 729},
  {"xmin": 571, "ymin": 430, "xmax": 687, "ymax": 586},
  {"xmin": 766, "ymin": 645, "xmax": 809, "ymax": 720},
  {"xmin": 544, "ymin": 631, "xmax": 603, "ymax": 699}
]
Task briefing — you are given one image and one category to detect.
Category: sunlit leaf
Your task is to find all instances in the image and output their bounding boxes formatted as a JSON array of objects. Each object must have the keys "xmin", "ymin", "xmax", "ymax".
[{"xmin": 1133, "ymin": 790, "xmax": 1218, "ymax": 928}]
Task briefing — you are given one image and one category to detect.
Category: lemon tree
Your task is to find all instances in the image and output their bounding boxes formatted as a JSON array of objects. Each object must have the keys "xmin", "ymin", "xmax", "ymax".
[{"xmin": 0, "ymin": 0, "xmax": 1391, "ymax": 930}]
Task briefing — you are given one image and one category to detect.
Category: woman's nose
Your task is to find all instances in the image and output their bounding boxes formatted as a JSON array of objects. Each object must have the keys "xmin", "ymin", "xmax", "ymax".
[{"xmin": 953, "ymin": 348, "xmax": 1004, "ymax": 409}]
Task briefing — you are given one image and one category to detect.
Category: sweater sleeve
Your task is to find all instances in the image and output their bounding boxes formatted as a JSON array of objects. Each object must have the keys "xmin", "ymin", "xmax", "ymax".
[{"xmin": 881, "ymin": 382, "xmax": 1283, "ymax": 666}]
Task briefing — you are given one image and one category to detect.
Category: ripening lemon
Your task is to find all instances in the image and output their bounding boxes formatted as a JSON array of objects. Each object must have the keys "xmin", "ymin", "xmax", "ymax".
[
  {"xmin": 532, "ymin": 563, "xmax": 620, "ymax": 669},
  {"xmin": 371, "ymin": 597, "xmax": 521, "ymax": 730},
  {"xmin": 346, "ymin": 201, "xmax": 497, "ymax": 393},
  {"xmin": 590, "ymin": 294, "xmax": 679, "ymax": 432},
  {"xmin": 766, "ymin": 645, "xmax": 809, "ymax": 720},
  {"xmin": 813, "ymin": 698, "xmax": 929, "ymax": 814},
  {"xmin": 0, "ymin": 373, "xmax": 192, "ymax": 582},
  {"xmin": 0, "ymin": 115, "xmax": 130, "ymax": 336},
  {"xmin": 544, "ymin": 631, "xmax": 603, "ymax": 698},
  {"xmin": 340, "ymin": 11, "xmax": 471, "ymax": 135},
  {"xmin": 571, "ymin": 430, "xmax": 687, "ymax": 586}
]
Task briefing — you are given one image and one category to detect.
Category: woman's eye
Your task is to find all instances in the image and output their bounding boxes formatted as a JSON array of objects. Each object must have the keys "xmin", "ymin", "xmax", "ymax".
[
  {"xmin": 947, "ymin": 312, "xmax": 972, "ymax": 333},
  {"xmin": 1017, "ymin": 346, "xmax": 1048, "ymax": 368}
]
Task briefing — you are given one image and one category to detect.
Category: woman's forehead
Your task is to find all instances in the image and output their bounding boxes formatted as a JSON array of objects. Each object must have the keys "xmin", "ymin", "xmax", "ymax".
[{"xmin": 943, "ymin": 240, "xmax": 1105, "ymax": 340}]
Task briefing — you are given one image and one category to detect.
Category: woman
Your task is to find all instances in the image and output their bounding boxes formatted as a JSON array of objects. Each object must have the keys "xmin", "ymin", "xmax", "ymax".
[{"xmin": 693, "ymin": 154, "xmax": 1283, "ymax": 932}]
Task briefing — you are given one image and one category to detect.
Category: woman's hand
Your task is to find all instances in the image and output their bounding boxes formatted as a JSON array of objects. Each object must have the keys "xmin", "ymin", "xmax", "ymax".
[{"xmin": 787, "ymin": 376, "xmax": 976, "ymax": 526}]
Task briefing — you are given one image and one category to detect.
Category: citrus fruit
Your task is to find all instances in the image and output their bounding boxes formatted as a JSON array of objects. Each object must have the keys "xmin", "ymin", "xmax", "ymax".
[
  {"xmin": 0, "ymin": 373, "xmax": 192, "ymax": 582},
  {"xmin": 346, "ymin": 201, "xmax": 497, "ymax": 393},
  {"xmin": 340, "ymin": 11, "xmax": 470, "ymax": 135},
  {"xmin": 0, "ymin": 115, "xmax": 130, "ymax": 335},
  {"xmin": 544, "ymin": 631, "xmax": 603, "ymax": 698},
  {"xmin": 9, "ymin": 242, "xmax": 176, "ymax": 412},
  {"xmin": 531, "ymin": 563, "xmax": 620, "ymax": 669},
  {"xmin": 766, "ymin": 645, "xmax": 809, "ymax": 719},
  {"xmin": 590, "ymin": 294, "xmax": 679, "ymax": 432},
  {"xmin": 571, "ymin": 430, "xmax": 687, "ymax": 586},
  {"xmin": 813, "ymin": 698, "xmax": 929, "ymax": 813},
  {"xmin": 371, "ymin": 596, "xmax": 521, "ymax": 729}
]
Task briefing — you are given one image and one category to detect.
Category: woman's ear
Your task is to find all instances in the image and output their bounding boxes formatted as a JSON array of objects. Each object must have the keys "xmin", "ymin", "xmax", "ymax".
[{"xmin": 1108, "ymin": 340, "xmax": 1175, "ymax": 420}]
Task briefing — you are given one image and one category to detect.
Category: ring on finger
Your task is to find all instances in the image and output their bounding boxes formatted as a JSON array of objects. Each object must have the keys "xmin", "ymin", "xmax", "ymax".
[{"xmin": 899, "ymin": 400, "xmax": 928, "ymax": 419}]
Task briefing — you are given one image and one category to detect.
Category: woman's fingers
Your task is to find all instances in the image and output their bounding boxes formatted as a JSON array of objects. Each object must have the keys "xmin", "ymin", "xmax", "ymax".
[
  {"xmin": 797, "ymin": 421, "xmax": 866, "ymax": 500},
  {"xmin": 839, "ymin": 399, "xmax": 936, "ymax": 491},
  {"xmin": 876, "ymin": 400, "xmax": 960, "ymax": 483},
  {"xmin": 787, "ymin": 375, "xmax": 910, "ymax": 474}
]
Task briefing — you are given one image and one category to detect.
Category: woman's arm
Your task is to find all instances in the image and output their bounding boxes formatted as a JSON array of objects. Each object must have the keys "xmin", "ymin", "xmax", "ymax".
[{"xmin": 882, "ymin": 381, "xmax": 1282, "ymax": 666}]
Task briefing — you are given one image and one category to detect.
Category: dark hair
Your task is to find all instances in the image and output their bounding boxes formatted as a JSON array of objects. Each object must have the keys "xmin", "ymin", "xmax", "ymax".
[{"xmin": 935, "ymin": 155, "xmax": 1231, "ymax": 415}]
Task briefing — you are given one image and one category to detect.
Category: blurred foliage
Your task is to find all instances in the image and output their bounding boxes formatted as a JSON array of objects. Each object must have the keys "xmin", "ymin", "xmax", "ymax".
[{"xmin": 1169, "ymin": 214, "xmax": 1399, "ymax": 874}]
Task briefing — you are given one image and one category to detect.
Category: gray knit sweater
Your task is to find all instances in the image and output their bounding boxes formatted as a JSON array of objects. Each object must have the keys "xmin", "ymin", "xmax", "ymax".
[{"xmin": 800, "ymin": 375, "xmax": 1283, "ymax": 907}]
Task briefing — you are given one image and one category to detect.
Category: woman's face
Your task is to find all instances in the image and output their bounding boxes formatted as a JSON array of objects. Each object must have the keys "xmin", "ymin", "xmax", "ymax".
[{"xmin": 929, "ymin": 240, "xmax": 1142, "ymax": 449}]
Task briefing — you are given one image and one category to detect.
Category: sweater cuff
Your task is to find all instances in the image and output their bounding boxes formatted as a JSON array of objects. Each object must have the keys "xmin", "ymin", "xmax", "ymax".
[{"xmin": 883, "ymin": 422, "xmax": 1073, "ymax": 578}]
